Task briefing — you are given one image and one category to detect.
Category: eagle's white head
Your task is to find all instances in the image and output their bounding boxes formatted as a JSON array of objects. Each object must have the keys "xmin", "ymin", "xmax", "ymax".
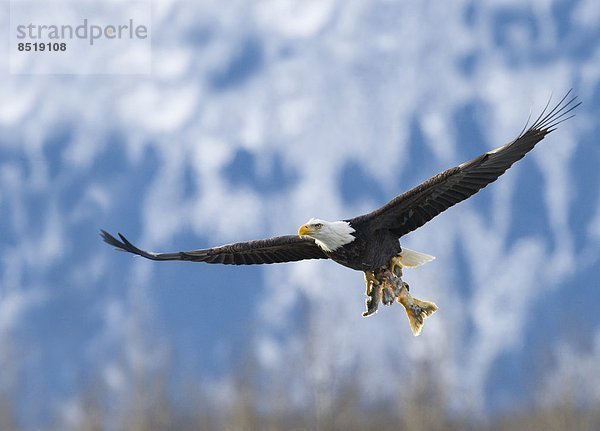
[{"xmin": 297, "ymin": 218, "xmax": 356, "ymax": 252}]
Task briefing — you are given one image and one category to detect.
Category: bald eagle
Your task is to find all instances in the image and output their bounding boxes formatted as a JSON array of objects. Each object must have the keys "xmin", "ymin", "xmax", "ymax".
[{"xmin": 102, "ymin": 91, "xmax": 579, "ymax": 335}]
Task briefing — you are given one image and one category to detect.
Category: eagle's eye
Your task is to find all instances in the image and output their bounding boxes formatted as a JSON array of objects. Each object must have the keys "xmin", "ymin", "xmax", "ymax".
[{"xmin": 313, "ymin": 223, "xmax": 323, "ymax": 229}]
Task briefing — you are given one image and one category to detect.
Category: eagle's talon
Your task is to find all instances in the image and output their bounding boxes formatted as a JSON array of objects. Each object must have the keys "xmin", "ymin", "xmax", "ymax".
[
  {"xmin": 389, "ymin": 254, "xmax": 404, "ymax": 277},
  {"xmin": 363, "ymin": 275, "xmax": 382, "ymax": 317}
]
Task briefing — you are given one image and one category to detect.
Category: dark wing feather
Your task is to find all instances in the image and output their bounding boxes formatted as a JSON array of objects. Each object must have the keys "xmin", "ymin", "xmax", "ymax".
[
  {"xmin": 353, "ymin": 90, "xmax": 580, "ymax": 237},
  {"xmin": 100, "ymin": 230, "xmax": 328, "ymax": 265}
]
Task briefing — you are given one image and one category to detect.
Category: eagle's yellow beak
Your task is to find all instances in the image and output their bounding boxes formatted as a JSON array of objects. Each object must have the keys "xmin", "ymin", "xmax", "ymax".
[{"xmin": 298, "ymin": 224, "xmax": 312, "ymax": 236}]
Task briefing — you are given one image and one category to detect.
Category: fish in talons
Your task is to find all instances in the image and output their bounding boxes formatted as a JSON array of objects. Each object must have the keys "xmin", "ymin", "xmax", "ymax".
[{"xmin": 363, "ymin": 250, "xmax": 437, "ymax": 336}]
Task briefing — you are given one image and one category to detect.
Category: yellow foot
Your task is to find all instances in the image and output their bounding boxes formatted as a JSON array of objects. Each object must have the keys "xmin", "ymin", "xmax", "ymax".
[
  {"xmin": 389, "ymin": 254, "xmax": 403, "ymax": 277},
  {"xmin": 363, "ymin": 271, "xmax": 380, "ymax": 294},
  {"xmin": 363, "ymin": 271, "xmax": 381, "ymax": 317}
]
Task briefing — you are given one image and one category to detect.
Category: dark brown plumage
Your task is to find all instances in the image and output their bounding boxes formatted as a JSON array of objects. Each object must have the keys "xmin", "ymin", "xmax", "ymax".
[
  {"xmin": 352, "ymin": 90, "xmax": 580, "ymax": 237},
  {"xmin": 102, "ymin": 91, "xmax": 579, "ymax": 271},
  {"xmin": 100, "ymin": 231, "xmax": 328, "ymax": 265}
]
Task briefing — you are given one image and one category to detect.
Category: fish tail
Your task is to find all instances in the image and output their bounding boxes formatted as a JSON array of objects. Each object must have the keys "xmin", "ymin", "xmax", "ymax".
[{"xmin": 398, "ymin": 292, "xmax": 438, "ymax": 336}]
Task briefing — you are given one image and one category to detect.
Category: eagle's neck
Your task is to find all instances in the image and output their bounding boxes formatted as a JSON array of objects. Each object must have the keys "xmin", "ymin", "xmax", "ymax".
[{"xmin": 313, "ymin": 221, "xmax": 356, "ymax": 252}]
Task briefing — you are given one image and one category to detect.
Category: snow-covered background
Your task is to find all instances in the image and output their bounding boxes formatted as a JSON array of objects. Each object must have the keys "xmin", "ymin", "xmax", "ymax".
[{"xmin": 1, "ymin": 0, "xmax": 599, "ymax": 428}]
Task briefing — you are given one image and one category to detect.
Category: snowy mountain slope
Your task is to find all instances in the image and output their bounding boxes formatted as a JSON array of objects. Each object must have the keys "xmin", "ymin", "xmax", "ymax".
[{"xmin": 0, "ymin": 0, "xmax": 599, "ymax": 426}]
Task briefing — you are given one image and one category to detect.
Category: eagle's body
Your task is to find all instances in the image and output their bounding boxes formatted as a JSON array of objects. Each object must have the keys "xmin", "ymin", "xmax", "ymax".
[
  {"xmin": 102, "ymin": 91, "xmax": 579, "ymax": 335},
  {"xmin": 314, "ymin": 218, "xmax": 400, "ymax": 271}
]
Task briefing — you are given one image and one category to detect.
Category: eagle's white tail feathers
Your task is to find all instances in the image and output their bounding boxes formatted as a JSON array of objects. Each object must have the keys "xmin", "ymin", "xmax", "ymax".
[{"xmin": 399, "ymin": 248, "xmax": 436, "ymax": 268}]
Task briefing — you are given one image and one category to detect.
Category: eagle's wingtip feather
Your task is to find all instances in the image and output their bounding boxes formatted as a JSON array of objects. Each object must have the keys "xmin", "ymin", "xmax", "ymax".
[
  {"xmin": 100, "ymin": 229, "xmax": 138, "ymax": 255},
  {"xmin": 100, "ymin": 229, "xmax": 121, "ymax": 247}
]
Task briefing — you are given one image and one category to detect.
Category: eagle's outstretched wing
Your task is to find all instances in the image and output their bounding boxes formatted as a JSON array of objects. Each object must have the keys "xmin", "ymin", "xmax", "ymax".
[
  {"xmin": 100, "ymin": 231, "xmax": 328, "ymax": 265},
  {"xmin": 354, "ymin": 90, "xmax": 580, "ymax": 237}
]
